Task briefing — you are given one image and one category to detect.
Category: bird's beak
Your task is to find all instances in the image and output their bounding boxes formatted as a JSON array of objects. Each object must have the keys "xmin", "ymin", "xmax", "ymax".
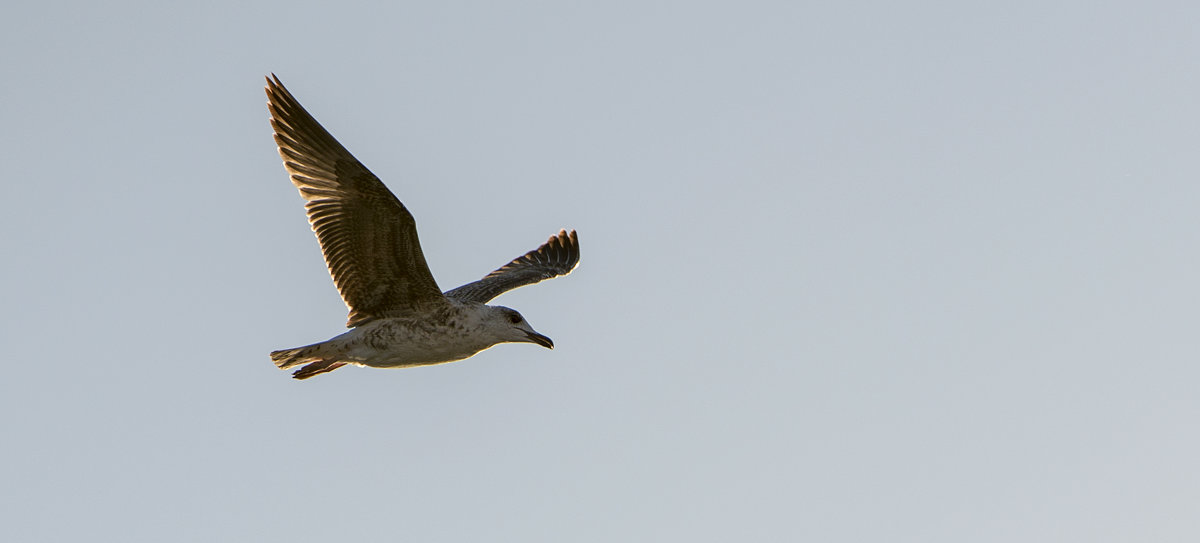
[{"xmin": 524, "ymin": 330, "xmax": 554, "ymax": 349}]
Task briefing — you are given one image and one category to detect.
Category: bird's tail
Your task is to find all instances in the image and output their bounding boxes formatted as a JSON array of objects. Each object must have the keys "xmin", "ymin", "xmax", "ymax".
[
  {"xmin": 270, "ymin": 345, "xmax": 319, "ymax": 369},
  {"xmin": 270, "ymin": 344, "xmax": 347, "ymax": 380}
]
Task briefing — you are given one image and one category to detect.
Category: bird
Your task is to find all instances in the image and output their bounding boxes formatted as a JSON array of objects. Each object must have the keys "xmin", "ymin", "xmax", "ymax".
[{"xmin": 264, "ymin": 75, "xmax": 579, "ymax": 379}]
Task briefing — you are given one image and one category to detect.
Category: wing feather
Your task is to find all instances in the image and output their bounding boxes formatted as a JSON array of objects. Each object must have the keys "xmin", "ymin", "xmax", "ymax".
[
  {"xmin": 266, "ymin": 75, "xmax": 446, "ymax": 327},
  {"xmin": 445, "ymin": 230, "xmax": 580, "ymax": 304}
]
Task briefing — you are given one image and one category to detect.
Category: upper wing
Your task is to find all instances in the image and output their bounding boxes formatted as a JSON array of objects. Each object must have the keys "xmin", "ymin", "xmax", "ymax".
[
  {"xmin": 266, "ymin": 75, "xmax": 446, "ymax": 327},
  {"xmin": 444, "ymin": 230, "xmax": 580, "ymax": 304}
]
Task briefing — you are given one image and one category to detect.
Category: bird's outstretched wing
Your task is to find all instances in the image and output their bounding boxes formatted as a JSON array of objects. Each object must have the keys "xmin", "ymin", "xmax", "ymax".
[
  {"xmin": 266, "ymin": 75, "xmax": 446, "ymax": 327},
  {"xmin": 445, "ymin": 230, "xmax": 579, "ymax": 304}
]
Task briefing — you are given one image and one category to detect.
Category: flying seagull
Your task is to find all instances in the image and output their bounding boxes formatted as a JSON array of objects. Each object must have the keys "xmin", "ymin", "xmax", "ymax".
[{"xmin": 265, "ymin": 75, "xmax": 579, "ymax": 379}]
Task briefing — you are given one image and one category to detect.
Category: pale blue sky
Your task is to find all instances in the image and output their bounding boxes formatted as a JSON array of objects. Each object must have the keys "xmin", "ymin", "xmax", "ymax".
[{"xmin": 4, "ymin": 1, "xmax": 1200, "ymax": 541}]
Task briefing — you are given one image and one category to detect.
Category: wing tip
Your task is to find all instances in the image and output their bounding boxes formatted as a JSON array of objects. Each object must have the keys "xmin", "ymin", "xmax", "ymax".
[
  {"xmin": 546, "ymin": 228, "xmax": 580, "ymax": 268},
  {"xmin": 552, "ymin": 229, "xmax": 580, "ymax": 272}
]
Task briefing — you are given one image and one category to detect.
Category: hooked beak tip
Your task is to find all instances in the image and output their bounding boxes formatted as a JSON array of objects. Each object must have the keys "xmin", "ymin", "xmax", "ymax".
[{"xmin": 525, "ymin": 331, "xmax": 554, "ymax": 349}]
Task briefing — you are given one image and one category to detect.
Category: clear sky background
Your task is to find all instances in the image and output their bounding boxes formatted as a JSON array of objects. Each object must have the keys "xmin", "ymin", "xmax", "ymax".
[{"xmin": 3, "ymin": 1, "xmax": 1199, "ymax": 541}]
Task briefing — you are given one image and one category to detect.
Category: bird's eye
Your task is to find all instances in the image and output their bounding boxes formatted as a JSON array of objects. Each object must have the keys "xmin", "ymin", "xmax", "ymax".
[{"xmin": 508, "ymin": 313, "xmax": 522, "ymax": 324}]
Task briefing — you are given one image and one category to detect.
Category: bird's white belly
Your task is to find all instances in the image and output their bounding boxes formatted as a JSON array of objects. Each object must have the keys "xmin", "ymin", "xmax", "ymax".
[{"xmin": 329, "ymin": 318, "xmax": 496, "ymax": 369}]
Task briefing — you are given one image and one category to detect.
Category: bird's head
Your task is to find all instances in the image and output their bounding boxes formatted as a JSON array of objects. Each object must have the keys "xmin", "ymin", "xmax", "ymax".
[{"xmin": 484, "ymin": 306, "xmax": 554, "ymax": 349}]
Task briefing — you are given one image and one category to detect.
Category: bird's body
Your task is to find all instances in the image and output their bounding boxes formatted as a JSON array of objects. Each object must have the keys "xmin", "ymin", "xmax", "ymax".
[
  {"xmin": 272, "ymin": 300, "xmax": 556, "ymax": 375},
  {"xmin": 265, "ymin": 75, "xmax": 578, "ymax": 379}
]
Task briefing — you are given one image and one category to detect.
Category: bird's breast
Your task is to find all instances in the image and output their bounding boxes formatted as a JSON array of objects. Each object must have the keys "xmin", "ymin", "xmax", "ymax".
[{"xmin": 340, "ymin": 317, "xmax": 497, "ymax": 368}]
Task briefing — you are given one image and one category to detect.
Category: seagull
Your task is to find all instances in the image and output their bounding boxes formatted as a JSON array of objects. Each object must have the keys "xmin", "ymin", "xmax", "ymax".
[{"xmin": 265, "ymin": 75, "xmax": 579, "ymax": 379}]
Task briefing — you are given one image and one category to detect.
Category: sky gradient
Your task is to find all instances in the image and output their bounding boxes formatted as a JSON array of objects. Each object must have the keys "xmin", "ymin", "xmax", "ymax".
[{"xmin": 3, "ymin": 1, "xmax": 1200, "ymax": 541}]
